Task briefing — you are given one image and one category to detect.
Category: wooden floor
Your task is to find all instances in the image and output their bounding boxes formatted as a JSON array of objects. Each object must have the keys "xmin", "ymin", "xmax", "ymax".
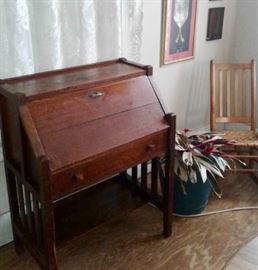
[
  {"xmin": 0, "ymin": 173, "xmax": 258, "ymax": 270},
  {"xmin": 224, "ymin": 236, "xmax": 258, "ymax": 270}
]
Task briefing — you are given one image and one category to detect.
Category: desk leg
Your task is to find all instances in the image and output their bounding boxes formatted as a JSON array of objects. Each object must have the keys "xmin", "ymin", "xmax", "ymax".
[
  {"xmin": 163, "ymin": 113, "xmax": 176, "ymax": 238},
  {"xmin": 42, "ymin": 205, "xmax": 57, "ymax": 270},
  {"xmin": 163, "ymin": 157, "xmax": 173, "ymax": 238},
  {"xmin": 40, "ymin": 159, "xmax": 58, "ymax": 270}
]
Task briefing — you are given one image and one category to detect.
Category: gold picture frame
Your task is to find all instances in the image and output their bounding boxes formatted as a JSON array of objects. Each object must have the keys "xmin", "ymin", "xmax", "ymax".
[{"xmin": 160, "ymin": 0, "xmax": 197, "ymax": 66}]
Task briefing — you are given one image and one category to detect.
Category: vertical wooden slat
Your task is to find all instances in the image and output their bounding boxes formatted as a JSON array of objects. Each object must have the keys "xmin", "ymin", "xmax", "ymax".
[
  {"xmin": 151, "ymin": 158, "xmax": 158, "ymax": 194},
  {"xmin": 5, "ymin": 168, "xmax": 24, "ymax": 254},
  {"xmin": 141, "ymin": 162, "xmax": 147, "ymax": 189},
  {"xmin": 16, "ymin": 179, "xmax": 26, "ymax": 227},
  {"xmin": 242, "ymin": 69, "xmax": 247, "ymax": 116},
  {"xmin": 251, "ymin": 60, "xmax": 256, "ymax": 131},
  {"xmin": 226, "ymin": 70, "xmax": 231, "ymax": 116},
  {"xmin": 24, "ymin": 189, "xmax": 33, "ymax": 234},
  {"xmin": 33, "ymin": 195, "xmax": 42, "ymax": 248},
  {"xmin": 218, "ymin": 69, "xmax": 223, "ymax": 117},
  {"xmin": 5, "ymin": 169, "xmax": 20, "ymax": 219},
  {"xmin": 132, "ymin": 166, "xmax": 138, "ymax": 184},
  {"xmin": 234, "ymin": 70, "xmax": 239, "ymax": 116},
  {"xmin": 210, "ymin": 60, "xmax": 216, "ymax": 130}
]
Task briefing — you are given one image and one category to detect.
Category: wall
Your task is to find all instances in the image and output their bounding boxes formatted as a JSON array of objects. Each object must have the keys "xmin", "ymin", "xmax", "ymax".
[
  {"xmin": 140, "ymin": 0, "xmax": 237, "ymax": 129},
  {"xmin": 231, "ymin": 0, "xmax": 258, "ymax": 62},
  {"xmin": 231, "ymin": 0, "xmax": 258, "ymax": 127}
]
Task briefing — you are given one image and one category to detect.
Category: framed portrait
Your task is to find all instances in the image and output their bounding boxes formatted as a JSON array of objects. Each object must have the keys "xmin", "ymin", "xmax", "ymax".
[
  {"xmin": 206, "ymin": 7, "xmax": 225, "ymax": 41},
  {"xmin": 160, "ymin": 0, "xmax": 197, "ymax": 65}
]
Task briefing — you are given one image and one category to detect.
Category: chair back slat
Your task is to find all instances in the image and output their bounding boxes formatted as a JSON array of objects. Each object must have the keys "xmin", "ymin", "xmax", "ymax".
[
  {"xmin": 226, "ymin": 70, "xmax": 231, "ymax": 116},
  {"xmin": 218, "ymin": 69, "xmax": 223, "ymax": 117},
  {"xmin": 242, "ymin": 69, "xmax": 247, "ymax": 116},
  {"xmin": 234, "ymin": 70, "xmax": 239, "ymax": 116},
  {"xmin": 251, "ymin": 60, "xmax": 256, "ymax": 130},
  {"xmin": 210, "ymin": 60, "xmax": 256, "ymax": 131},
  {"xmin": 210, "ymin": 61, "xmax": 216, "ymax": 130}
]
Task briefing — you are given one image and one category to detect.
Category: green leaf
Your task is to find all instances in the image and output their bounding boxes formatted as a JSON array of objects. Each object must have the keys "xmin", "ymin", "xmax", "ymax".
[
  {"xmin": 208, "ymin": 176, "xmax": 223, "ymax": 199},
  {"xmin": 190, "ymin": 169, "xmax": 197, "ymax": 183},
  {"xmin": 182, "ymin": 151, "xmax": 193, "ymax": 166},
  {"xmin": 196, "ymin": 162, "xmax": 208, "ymax": 183},
  {"xmin": 210, "ymin": 155, "xmax": 229, "ymax": 172},
  {"xmin": 195, "ymin": 156, "xmax": 224, "ymax": 179},
  {"xmin": 175, "ymin": 158, "xmax": 189, "ymax": 182}
]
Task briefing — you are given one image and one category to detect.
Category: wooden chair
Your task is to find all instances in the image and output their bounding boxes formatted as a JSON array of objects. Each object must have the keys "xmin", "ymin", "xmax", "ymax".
[{"xmin": 210, "ymin": 59, "xmax": 258, "ymax": 181}]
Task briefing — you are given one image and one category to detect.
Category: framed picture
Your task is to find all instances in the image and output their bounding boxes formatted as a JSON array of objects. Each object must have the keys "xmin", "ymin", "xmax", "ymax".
[
  {"xmin": 206, "ymin": 7, "xmax": 225, "ymax": 41},
  {"xmin": 160, "ymin": 0, "xmax": 197, "ymax": 65}
]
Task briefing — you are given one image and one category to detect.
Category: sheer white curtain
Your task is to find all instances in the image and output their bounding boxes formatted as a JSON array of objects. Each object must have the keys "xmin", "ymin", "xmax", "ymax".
[{"xmin": 0, "ymin": 0, "xmax": 143, "ymax": 78}]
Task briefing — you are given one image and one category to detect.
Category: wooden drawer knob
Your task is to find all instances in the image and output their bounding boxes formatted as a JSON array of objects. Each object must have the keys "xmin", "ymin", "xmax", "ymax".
[
  {"xmin": 147, "ymin": 144, "xmax": 156, "ymax": 151},
  {"xmin": 74, "ymin": 173, "xmax": 84, "ymax": 181}
]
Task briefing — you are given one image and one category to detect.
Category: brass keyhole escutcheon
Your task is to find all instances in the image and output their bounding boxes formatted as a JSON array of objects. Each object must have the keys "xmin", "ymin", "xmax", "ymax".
[{"xmin": 88, "ymin": 91, "xmax": 104, "ymax": 99}]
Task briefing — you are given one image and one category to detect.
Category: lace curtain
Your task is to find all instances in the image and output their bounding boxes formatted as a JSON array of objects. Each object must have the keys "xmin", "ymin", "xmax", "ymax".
[{"xmin": 0, "ymin": 0, "xmax": 143, "ymax": 78}]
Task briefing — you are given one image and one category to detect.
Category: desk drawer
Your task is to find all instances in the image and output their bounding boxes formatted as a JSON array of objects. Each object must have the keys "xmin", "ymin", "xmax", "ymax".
[{"xmin": 51, "ymin": 130, "xmax": 169, "ymax": 200}]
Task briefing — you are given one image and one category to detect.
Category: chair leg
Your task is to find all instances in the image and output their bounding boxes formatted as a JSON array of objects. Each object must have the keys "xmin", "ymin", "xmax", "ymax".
[
  {"xmin": 249, "ymin": 147, "xmax": 258, "ymax": 185},
  {"xmin": 250, "ymin": 173, "xmax": 258, "ymax": 184},
  {"xmin": 249, "ymin": 147, "xmax": 254, "ymax": 169}
]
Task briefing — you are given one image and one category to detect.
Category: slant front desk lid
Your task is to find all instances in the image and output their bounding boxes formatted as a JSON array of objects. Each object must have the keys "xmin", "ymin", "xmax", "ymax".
[
  {"xmin": 5, "ymin": 59, "xmax": 170, "ymax": 173},
  {"xmin": 27, "ymin": 77, "xmax": 169, "ymax": 172}
]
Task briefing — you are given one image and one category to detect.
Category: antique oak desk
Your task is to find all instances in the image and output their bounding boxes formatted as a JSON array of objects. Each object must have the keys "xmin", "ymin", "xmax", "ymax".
[{"xmin": 0, "ymin": 58, "xmax": 176, "ymax": 270}]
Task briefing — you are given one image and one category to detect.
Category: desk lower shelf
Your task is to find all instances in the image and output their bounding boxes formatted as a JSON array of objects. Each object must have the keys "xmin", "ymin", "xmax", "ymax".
[{"xmin": 54, "ymin": 175, "xmax": 145, "ymax": 245}]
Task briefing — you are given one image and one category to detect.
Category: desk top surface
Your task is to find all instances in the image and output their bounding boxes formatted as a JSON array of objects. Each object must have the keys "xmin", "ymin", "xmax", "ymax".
[{"xmin": 0, "ymin": 59, "xmax": 146, "ymax": 100}]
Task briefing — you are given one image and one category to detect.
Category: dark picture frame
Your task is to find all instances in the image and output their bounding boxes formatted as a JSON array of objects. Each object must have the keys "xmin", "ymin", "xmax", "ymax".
[
  {"xmin": 206, "ymin": 7, "xmax": 225, "ymax": 41},
  {"xmin": 160, "ymin": 0, "xmax": 197, "ymax": 65}
]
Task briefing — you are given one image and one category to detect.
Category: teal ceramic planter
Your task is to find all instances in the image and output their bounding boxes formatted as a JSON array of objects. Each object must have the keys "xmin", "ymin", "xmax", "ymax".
[{"xmin": 173, "ymin": 174, "xmax": 212, "ymax": 215}]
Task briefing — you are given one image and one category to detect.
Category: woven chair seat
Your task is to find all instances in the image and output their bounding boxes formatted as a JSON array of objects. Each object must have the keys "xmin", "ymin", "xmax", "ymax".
[{"xmin": 220, "ymin": 130, "xmax": 258, "ymax": 146}]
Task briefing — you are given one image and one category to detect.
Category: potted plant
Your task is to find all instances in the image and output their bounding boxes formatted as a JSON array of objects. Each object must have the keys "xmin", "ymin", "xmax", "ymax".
[{"xmin": 160, "ymin": 129, "xmax": 244, "ymax": 215}]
